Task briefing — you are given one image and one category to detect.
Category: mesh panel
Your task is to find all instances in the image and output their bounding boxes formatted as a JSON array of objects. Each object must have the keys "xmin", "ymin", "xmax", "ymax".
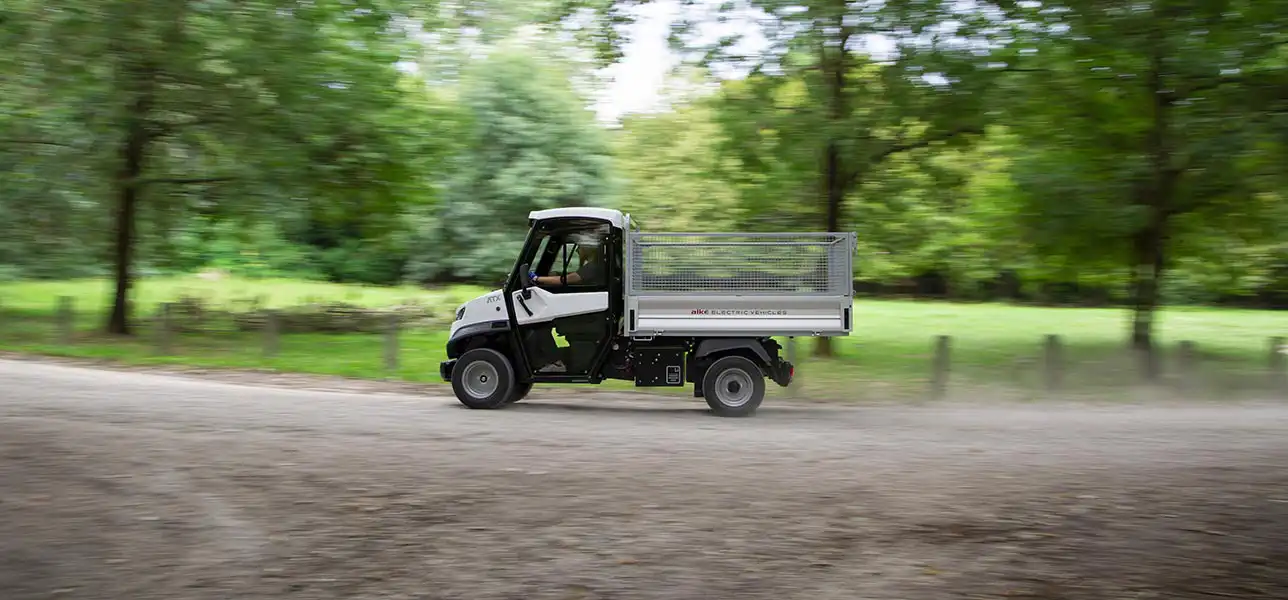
[{"xmin": 627, "ymin": 233, "xmax": 855, "ymax": 296}]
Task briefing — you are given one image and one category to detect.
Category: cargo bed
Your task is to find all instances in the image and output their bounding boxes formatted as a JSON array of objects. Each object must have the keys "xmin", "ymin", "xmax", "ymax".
[{"xmin": 624, "ymin": 232, "xmax": 857, "ymax": 338}]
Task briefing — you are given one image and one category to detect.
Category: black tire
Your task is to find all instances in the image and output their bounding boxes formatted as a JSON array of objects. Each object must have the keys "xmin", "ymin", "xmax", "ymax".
[
  {"xmin": 506, "ymin": 381, "xmax": 533, "ymax": 404},
  {"xmin": 701, "ymin": 355, "xmax": 766, "ymax": 417},
  {"xmin": 451, "ymin": 348, "xmax": 517, "ymax": 410}
]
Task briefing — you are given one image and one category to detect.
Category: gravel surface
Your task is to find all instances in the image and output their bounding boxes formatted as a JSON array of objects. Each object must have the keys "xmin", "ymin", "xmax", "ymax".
[{"xmin": 3, "ymin": 358, "xmax": 1288, "ymax": 600}]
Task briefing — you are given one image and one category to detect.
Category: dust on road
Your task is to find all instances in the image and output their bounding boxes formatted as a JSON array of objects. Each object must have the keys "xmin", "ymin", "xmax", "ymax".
[{"xmin": 2, "ymin": 358, "xmax": 1287, "ymax": 600}]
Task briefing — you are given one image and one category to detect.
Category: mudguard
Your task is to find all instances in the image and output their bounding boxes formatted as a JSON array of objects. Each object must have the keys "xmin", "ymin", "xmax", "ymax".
[
  {"xmin": 693, "ymin": 338, "xmax": 773, "ymax": 367},
  {"xmin": 446, "ymin": 320, "xmax": 510, "ymax": 358}
]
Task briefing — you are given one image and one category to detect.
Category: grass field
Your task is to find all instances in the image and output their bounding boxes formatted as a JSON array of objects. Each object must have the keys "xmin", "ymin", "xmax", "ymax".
[
  {"xmin": 1, "ymin": 276, "xmax": 1284, "ymax": 401},
  {"xmin": 0, "ymin": 276, "xmax": 485, "ymax": 312}
]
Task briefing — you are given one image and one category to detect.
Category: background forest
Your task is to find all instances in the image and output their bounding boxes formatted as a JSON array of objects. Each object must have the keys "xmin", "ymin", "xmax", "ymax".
[{"xmin": 2, "ymin": 0, "xmax": 1286, "ymax": 369}]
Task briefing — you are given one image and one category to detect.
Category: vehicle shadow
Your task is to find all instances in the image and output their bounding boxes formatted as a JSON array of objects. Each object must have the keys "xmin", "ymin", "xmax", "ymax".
[
  {"xmin": 484, "ymin": 397, "xmax": 852, "ymax": 420},
  {"xmin": 489, "ymin": 401, "xmax": 710, "ymax": 416}
]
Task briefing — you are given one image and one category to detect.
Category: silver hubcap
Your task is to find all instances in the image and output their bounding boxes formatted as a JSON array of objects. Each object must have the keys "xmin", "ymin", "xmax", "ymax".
[
  {"xmin": 715, "ymin": 367, "xmax": 754, "ymax": 407},
  {"xmin": 461, "ymin": 361, "xmax": 500, "ymax": 399}
]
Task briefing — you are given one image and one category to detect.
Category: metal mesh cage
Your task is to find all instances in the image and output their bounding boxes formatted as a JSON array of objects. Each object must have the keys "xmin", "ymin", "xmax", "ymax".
[{"xmin": 627, "ymin": 232, "xmax": 856, "ymax": 296}]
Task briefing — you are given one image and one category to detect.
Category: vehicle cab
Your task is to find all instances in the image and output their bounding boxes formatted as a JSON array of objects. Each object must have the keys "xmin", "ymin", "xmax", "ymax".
[{"xmin": 441, "ymin": 208, "xmax": 630, "ymax": 396}]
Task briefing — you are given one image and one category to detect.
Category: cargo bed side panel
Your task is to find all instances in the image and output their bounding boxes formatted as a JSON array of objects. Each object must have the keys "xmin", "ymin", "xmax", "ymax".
[{"xmin": 627, "ymin": 295, "xmax": 851, "ymax": 338}]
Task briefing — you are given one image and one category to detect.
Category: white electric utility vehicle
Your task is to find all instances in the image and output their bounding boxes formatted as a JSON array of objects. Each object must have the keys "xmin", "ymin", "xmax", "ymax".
[{"xmin": 440, "ymin": 207, "xmax": 856, "ymax": 416}]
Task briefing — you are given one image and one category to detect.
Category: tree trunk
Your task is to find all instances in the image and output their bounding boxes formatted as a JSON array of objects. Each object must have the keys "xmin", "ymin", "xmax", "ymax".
[
  {"xmin": 1129, "ymin": 217, "xmax": 1167, "ymax": 380},
  {"xmin": 1129, "ymin": 224, "xmax": 1164, "ymax": 350},
  {"xmin": 814, "ymin": 140, "xmax": 845, "ymax": 358},
  {"xmin": 814, "ymin": 8, "xmax": 850, "ymax": 359},
  {"xmin": 106, "ymin": 88, "xmax": 153, "ymax": 335},
  {"xmin": 1129, "ymin": 32, "xmax": 1178, "ymax": 379}
]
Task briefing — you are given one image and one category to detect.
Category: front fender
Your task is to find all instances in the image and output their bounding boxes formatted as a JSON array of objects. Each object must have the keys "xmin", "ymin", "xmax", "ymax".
[{"xmin": 446, "ymin": 320, "xmax": 510, "ymax": 358}]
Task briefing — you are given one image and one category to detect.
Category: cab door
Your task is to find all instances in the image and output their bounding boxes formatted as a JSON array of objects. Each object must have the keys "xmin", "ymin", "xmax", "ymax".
[
  {"xmin": 512, "ymin": 286, "xmax": 608, "ymax": 326},
  {"xmin": 506, "ymin": 218, "xmax": 617, "ymax": 379}
]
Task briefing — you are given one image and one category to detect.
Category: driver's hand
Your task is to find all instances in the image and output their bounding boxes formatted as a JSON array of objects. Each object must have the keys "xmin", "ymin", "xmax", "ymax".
[{"xmin": 528, "ymin": 270, "xmax": 538, "ymax": 284}]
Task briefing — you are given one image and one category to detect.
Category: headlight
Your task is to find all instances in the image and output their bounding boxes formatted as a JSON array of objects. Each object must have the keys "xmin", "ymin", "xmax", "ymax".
[{"xmin": 455, "ymin": 305, "xmax": 466, "ymax": 321}]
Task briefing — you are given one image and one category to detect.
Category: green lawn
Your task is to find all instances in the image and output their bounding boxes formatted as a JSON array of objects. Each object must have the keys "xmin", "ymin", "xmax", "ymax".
[{"xmin": 1, "ymin": 276, "xmax": 1284, "ymax": 401}]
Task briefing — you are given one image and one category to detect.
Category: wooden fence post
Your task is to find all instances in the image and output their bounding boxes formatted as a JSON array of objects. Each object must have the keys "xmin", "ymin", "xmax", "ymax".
[
  {"xmin": 1271, "ymin": 336, "xmax": 1286, "ymax": 393},
  {"xmin": 1135, "ymin": 343, "xmax": 1161, "ymax": 384},
  {"xmin": 930, "ymin": 335, "xmax": 951, "ymax": 401},
  {"xmin": 156, "ymin": 302, "xmax": 173, "ymax": 356},
  {"xmin": 264, "ymin": 309, "xmax": 280, "ymax": 358},
  {"xmin": 56, "ymin": 296, "xmax": 74, "ymax": 344},
  {"xmin": 384, "ymin": 312, "xmax": 399, "ymax": 372},
  {"xmin": 1043, "ymin": 334, "xmax": 1063, "ymax": 392},
  {"xmin": 1177, "ymin": 340, "xmax": 1197, "ymax": 392}
]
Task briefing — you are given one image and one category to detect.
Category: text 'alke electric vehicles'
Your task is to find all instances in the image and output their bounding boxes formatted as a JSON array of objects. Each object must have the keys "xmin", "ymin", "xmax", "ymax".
[{"xmin": 440, "ymin": 207, "xmax": 856, "ymax": 417}]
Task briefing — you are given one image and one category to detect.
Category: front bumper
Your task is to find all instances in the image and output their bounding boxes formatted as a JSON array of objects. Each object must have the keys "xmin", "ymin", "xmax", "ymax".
[{"xmin": 440, "ymin": 359, "xmax": 456, "ymax": 382}]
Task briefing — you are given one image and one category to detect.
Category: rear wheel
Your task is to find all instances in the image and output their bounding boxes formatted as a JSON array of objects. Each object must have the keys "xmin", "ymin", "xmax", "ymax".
[
  {"xmin": 702, "ymin": 355, "xmax": 766, "ymax": 417},
  {"xmin": 452, "ymin": 348, "xmax": 516, "ymax": 410}
]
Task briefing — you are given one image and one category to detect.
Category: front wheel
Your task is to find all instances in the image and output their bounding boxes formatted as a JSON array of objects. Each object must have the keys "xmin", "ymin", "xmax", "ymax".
[
  {"xmin": 451, "ymin": 348, "xmax": 517, "ymax": 410},
  {"xmin": 505, "ymin": 381, "xmax": 533, "ymax": 404},
  {"xmin": 702, "ymin": 355, "xmax": 766, "ymax": 417}
]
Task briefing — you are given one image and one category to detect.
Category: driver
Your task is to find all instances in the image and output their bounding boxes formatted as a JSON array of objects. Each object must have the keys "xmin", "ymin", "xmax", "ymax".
[{"xmin": 529, "ymin": 232, "xmax": 605, "ymax": 288}]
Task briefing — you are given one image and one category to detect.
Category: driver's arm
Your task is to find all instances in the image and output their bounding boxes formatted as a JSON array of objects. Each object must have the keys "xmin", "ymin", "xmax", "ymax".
[{"xmin": 533, "ymin": 272, "xmax": 582, "ymax": 286}]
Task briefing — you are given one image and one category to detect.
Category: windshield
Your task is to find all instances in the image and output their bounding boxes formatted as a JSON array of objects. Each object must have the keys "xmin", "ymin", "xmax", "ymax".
[{"xmin": 515, "ymin": 219, "xmax": 611, "ymax": 289}]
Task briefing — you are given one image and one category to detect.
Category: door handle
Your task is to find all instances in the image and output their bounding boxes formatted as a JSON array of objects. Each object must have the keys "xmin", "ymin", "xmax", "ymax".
[{"xmin": 516, "ymin": 293, "xmax": 534, "ymax": 317}]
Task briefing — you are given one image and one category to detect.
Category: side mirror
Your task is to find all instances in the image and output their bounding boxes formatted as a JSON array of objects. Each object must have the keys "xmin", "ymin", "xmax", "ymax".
[{"xmin": 518, "ymin": 263, "xmax": 533, "ymax": 297}]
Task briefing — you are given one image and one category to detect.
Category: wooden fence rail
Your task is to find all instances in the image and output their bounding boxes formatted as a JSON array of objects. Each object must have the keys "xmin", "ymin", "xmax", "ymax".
[{"xmin": 0, "ymin": 296, "xmax": 1285, "ymax": 399}]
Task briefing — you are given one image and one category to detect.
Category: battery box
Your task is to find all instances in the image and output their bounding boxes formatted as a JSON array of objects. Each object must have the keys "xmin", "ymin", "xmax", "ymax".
[{"xmin": 633, "ymin": 346, "xmax": 686, "ymax": 387}]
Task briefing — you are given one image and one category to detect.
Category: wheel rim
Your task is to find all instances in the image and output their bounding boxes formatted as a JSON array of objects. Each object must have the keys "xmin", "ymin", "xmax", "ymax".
[
  {"xmin": 461, "ymin": 361, "xmax": 500, "ymax": 399},
  {"xmin": 714, "ymin": 367, "xmax": 754, "ymax": 407}
]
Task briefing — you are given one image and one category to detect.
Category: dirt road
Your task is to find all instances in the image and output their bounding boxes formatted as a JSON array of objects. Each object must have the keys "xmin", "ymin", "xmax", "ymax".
[{"xmin": 2, "ymin": 358, "xmax": 1287, "ymax": 600}]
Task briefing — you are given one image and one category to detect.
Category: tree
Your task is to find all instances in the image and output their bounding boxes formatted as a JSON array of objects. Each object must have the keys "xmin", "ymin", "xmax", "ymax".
[
  {"xmin": 1, "ymin": 0, "xmax": 433, "ymax": 333},
  {"xmin": 996, "ymin": 0, "xmax": 1288, "ymax": 372},
  {"xmin": 846, "ymin": 126, "xmax": 1035, "ymax": 298},
  {"xmin": 406, "ymin": 44, "xmax": 616, "ymax": 283},
  {"xmin": 667, "ymin": 0, "xmax": 1000, "ymax": 355}
]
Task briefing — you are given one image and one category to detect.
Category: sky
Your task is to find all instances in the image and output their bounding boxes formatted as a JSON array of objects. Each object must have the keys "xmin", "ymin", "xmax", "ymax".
[{"xmin": 592, "ymin": 2, "xmax": 681, "ymax": 122}]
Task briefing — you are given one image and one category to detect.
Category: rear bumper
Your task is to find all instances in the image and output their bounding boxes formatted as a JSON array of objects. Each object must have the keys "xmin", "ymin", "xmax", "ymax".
[
  {"xmin": 771, "ymin": 360, "xmax": 794, "ymax": 387},
  {"xmin": 440, "ymin": 359, "xmax": 456, "ymax": 382}
]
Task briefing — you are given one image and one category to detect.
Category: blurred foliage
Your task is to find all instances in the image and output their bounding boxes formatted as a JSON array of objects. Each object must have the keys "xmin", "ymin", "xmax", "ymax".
[
  {"xmin": 404, "ymin": 43, "xmax": 616, "ymax": 284},
  {"xmin": 0, "ymin": 0, "xmax": 445, "ymax": 332},
  {"xmin": 1, "ymin": 0, "xmax": 1286, "ymax": 347},
  {"xmin": 612, "ymin": 98, "xmax": 745, "ymax": 232},
  {"xmin": 990, "ymin": 0, "xmax": 1288, "ymax": 349}
]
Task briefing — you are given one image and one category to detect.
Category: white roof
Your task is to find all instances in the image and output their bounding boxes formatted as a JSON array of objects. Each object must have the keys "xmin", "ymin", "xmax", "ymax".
[{"xmin": 528, "ymin": 207, "xmax": 627, "ymax": 229}]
